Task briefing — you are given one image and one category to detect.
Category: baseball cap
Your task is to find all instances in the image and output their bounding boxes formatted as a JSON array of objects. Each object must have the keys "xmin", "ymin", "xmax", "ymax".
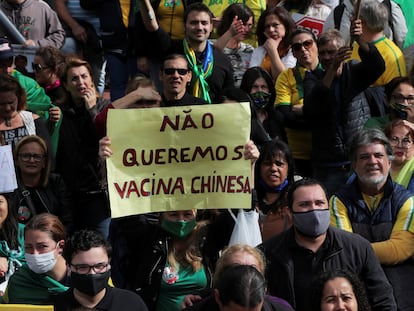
[{"xmin": 0, "ymin": 38, "xmax": 14, "ymax": 60}]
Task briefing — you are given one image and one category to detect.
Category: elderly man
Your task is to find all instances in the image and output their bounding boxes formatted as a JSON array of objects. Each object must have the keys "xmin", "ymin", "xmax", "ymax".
[
  {"xmin": 259, "ymin": 178, "xmax": 396, "ymax": 311},
  {"xmin": 330, "ymin": 128, "xmax": 414, "ymax": 310}
]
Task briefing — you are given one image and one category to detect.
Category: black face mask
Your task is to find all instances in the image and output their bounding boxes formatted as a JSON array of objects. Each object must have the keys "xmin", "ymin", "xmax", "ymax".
[{"xmin": 71, "ymin": 270, "xmax": 110, "ymax": 296}]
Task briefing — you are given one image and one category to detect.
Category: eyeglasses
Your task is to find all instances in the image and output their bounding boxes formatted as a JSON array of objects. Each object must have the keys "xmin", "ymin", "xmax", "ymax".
[
  {"xmin": 70, "ymin": 262, "xmax": 109, "ymax": 274},
  {"xmin": 32, "ymin": 63, "xmax": 50, "ymax": 73},
  {"xmin": 390, "ymin": 137, "xmax": 413, "ymax": 148},
  {"xmin": 391, "ymin": 94, "xmax": 414, "ymax": 105},
  {"xmin": 291, "ymin": 39, "xmax": 314, "ymax": 53},
  {"xmin": 18, "ymin": 153, "xmax": 45, "ymax": 162},
  {"xmin": 163, "ymin": 68, "xmax": 189, "ymax": 75}
]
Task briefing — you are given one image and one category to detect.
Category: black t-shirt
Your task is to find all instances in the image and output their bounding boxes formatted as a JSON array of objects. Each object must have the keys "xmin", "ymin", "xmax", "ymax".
[{"xmin": 53, "ymin": 287, "xmax": 148, "ymax": 311}]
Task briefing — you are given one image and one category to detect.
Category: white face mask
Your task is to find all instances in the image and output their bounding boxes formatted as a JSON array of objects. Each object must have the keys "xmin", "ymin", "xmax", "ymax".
[{"xmin": 25, "ymin": 249, "xmax": 57, "ymax": 274}]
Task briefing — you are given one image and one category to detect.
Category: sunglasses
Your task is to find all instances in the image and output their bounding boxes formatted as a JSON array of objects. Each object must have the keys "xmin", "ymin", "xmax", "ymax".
[
  {"xmin": 163, "ymin": 68, "xmax": 189, "ymax": 75},
  {"xmin": 32, "ymin": 63, "xmax": 50, "ymax": 73},
  {"xmin": 291, "ymin": 39, "xmax": 314, "ymax": 53}
]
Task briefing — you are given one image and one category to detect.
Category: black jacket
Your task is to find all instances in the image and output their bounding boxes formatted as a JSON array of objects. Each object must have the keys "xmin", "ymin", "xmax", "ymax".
[
  {"xmin": 110, "ymin": 213, "xmax": 235, "ymax": 311},
  {"xmin": 303, "ymin": 43, "xmax": 385, "ymax": 165},
  {"xmin": 259, "ymin": 226, "xmax": 397, "ymax": 311},
  {"xmin": 14, "ymin": 173, "xmax": 73, "ymax": 233}
]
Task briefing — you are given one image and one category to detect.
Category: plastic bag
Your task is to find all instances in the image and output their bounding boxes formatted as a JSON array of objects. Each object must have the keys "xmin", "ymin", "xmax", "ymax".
[{"xmin": 228, "ymin": 209, "xmax": 262, "ymax": 247}]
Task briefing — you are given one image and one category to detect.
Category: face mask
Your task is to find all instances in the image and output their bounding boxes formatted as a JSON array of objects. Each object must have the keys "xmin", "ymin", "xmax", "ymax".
[
  {"xmin": 293, "ymin": 209, "xmax": 330, "ymax": 238},
  {"xmin": 25, "ymin": 249, "xmax": 57, "ymax": 274},
  {"xmin": 161, "ymin": 219, "xmax": 196, "ymax": 238},
  {"xmin": 251, "ymin": 91, "xmax": 271, "ymax": 109},
  {"xmin": 71, "ymin": 270, "xmax": 110, "ymax": 296},
  {"xmin": 390, "ymin": 102, "xmax": 408, "ymax": 119}
]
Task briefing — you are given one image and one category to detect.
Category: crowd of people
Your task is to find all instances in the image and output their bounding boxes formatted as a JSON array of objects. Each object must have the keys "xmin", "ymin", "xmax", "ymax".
[{"xmin": 0, "ymin": 0, "xmax": 413, "ymax": 310}]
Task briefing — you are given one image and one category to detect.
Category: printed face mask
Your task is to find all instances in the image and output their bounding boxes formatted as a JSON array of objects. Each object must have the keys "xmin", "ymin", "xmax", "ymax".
[
  {"xmin": 160, "ymin": 219, "xmax": 196, "ymax": 238},
  {"xmin": 26, "ymin": 249, "xmax": 57, "ymax": 274},
  {"xmin": 71, "ymin": 269, "xmax": 110, "ymax": 296},
  {"xmin": 251, "ymin": 91, "xmax": 271, "ymax": 109},
  {"xmin": 390, "ymin": 102, "xmax": 408, "ymax": 119},
  {"xmin": 293, "ymin": 209, "xmax": 330, "ymax": 237}
]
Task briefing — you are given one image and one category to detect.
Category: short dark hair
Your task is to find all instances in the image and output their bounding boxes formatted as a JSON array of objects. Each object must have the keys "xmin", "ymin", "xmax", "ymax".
[
  {"xmin": 384, "ymin": 76, "xmax": 412, "ymax": 103},
  {"xmin": 289, "ymin": 28, "xmax": 317, "ymax": 44},
  {"xmin": 216, "ymin": 265, "xmax": 266, "ymax": 308},
  {"xmin": 184, "ymin": 3, "xmax": 213, "ymax": 24},
  {"xmin": 161, "ymin": 54, "xmax": 189, "ymax": 70},
  {"xmin": 310, "ymin": 270, "xmax": 372, "ymax": 311},
  {"xmin": 287, "ymin": 178, "xmax": 328, "ymax": 210},
  {"xmin": 63, "ymin": 230, "xmax": 112, "ymax": 264}
]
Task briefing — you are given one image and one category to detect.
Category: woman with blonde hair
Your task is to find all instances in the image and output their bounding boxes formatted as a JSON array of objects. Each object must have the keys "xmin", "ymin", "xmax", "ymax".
[
  {"xmin": 13, "ymin": 135, "xmax": 73, "ymax": 231},
  {"xmin": 182, "ymin": 244, "xmax": 293, "ymax": 310}
]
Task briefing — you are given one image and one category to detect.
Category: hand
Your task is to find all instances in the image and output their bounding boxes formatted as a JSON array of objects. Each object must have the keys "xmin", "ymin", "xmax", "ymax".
[
  {"xmin": 48, "ymin": 106, "xmax": 61, "ymax": 123},
  {"xmin": 180, "ymin": 294, "xmax": 202, "ymax": 309},
  {"xmin": 0, "ymin": 257, "xmax": 8, "ymax": 278},
  {"xmin": 135, "ymin": 86, "xmax": 162, "ymax": 102},
  {"xmin": 263, "ymin": 36, "xmax": 282, "ymax": 57},
  {"xmin": 71, "ymin": 23, "xmax": 88, "ymax": 43},
  {"xmin": 23, "ymin": 40, "xmax": 36, "ymax": 48},
  {"xmin": 82, "ymin": 88, "xmax": 98, "ymax": 110},
  {"xmin": 397, "ymin": 119, "xmax": 414, "ymax": 131},
  {"xmin": 244, "ymin": 140, "xmax": 260, "ymax": 164},
  {"xmin": 350, "ymin": 18, "xmax": 363, "ymax": 39},
  {"xmin": 99, "ymin": 136, "xmax": 113, "ymax": 159},
  {"xmin": 229, "ymin": 15, "xmax": 245, "ymax": 37},
  {"xmin": 330, "ymin": 46, "xmax": 352, "ymax": 72},
  {"xmin": 292, "ymin": 105, "xmax": 303, "ymax": 116}
]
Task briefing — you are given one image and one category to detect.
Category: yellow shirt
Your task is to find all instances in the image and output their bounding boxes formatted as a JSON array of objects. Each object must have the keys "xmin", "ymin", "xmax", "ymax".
[
  {"xmin": 157, "ymin": 0, "xmax": 185, "ymax": 40},
  {"xmin": 275, "ymin": 65, "xmax": 311, "ymax": 160},
  {"xmin": 330, "ymin": 193, "xmax": 414, "ymax": 264},
  {"xmin": 351, "ymin": 36, "xmax": 406, "ymax": 86}
]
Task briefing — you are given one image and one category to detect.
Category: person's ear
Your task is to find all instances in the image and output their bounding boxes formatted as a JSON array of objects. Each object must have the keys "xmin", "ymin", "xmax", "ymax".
[{"xmin": 57, "ymin": 240, "xmax": 65, "ymax": 254}]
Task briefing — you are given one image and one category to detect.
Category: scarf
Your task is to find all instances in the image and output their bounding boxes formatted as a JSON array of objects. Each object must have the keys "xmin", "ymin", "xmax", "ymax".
[
  {"xmin": 259, "ymin": 178, "xmax": 289, "ymax": 193},
  {"xmin": 395, "ymin": 156, "xmax": 414, "ymax": 188},
  {"xmin": 183, "ymin": 39, "xmax": 214, "ymax": 103}
]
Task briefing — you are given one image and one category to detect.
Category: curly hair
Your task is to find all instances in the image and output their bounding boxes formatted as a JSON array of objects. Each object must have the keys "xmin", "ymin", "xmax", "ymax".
[
  {"xmin": 63, "ymin": 229, "xmax": 111, "ymax": 264},
  {"xmin": 310, "ymin": 270, "xmax": 371, "ymax": 311}
]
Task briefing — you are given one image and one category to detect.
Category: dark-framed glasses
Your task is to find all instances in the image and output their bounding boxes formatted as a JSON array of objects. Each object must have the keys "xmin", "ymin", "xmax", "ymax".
[
  {"xmin": 291, "ymin": 39, "xmax": 314, "ymax": 53},
  {"xmin": 32, "ymin": 63, "xmax": 50, "ymax": 73},
  {"xmin": 163, "ymin": 68, "xmax": 189, "ymax": 76},
  {"xmin": 391, "ymin": 94, "xmax": 414, "ymax": 105},
  {"xmin": 390, "ymin": 137, "xmax": 413, "ymax": 149},
  {"xmin": 70, "ymin": 262, "xmax": 109, "ymax": 274},
  {"xmin": 18, "ymin": 153, "xmax": 45, "ymax": 162}
]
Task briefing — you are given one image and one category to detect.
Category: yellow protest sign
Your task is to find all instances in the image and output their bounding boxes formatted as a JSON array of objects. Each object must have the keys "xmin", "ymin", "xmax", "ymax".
[{"xmin": 107, "ymin": 103, "xmax": 252, "ymax": 218}]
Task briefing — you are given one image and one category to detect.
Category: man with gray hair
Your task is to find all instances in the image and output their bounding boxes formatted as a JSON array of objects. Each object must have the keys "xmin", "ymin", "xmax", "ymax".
[
  {"xmin": 330, "ymin": 128, "xmax": 414, "ymax": 310},
  {"xmin": 348, "ymin": 0, "xmax": 406, "ymax": 86}
]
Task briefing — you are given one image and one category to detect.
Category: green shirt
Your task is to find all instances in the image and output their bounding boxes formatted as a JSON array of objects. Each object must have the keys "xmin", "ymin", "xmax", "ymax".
[
  {"xmin": 156, "ymin": 263, "xmax": 207, "ymax": 311},
  {"xmin": 4, "ymin": 264, "xmax": 68, "ymax": 304}
]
